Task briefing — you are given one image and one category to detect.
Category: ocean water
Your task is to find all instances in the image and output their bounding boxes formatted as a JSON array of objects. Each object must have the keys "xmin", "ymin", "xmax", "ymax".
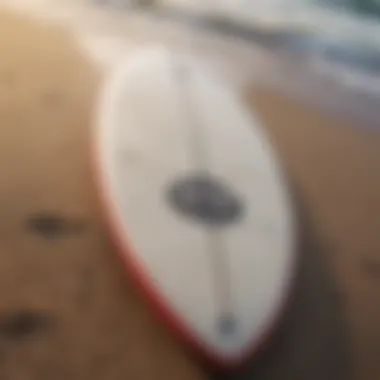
[
  {"xmin": 85, "ymin": 0, "xmax": 380, "ymax": 129},
  {"xmin": 318, "ymin": 0, "xmax": 380, "ymax": 20},
  {"xmin": 2, "ymin": 0, "xmax": 380, "ymax": 129}
]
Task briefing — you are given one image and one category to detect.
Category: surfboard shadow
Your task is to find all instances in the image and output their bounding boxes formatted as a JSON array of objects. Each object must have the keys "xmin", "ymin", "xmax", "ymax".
[{"xmin": 210, "ymin": 189, "xmax": 351, "ymax": 380}]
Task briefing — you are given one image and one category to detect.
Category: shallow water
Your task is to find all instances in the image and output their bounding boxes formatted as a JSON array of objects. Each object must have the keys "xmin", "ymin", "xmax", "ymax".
[{"xmin": 2, "ymin": 0, "xmax": 380, "ymax": 130}]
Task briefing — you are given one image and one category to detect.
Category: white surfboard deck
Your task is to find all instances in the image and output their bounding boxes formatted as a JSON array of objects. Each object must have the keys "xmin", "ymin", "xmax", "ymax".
[{"xmin": 95, "ymin": 46, "xmax": 295, "ymax": 368}]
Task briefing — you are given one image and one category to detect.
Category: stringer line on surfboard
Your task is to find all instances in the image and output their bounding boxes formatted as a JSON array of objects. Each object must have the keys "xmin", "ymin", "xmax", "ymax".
[{"xmin": 169, "ymin": 54, "xmax": 239, "ymax": 336}]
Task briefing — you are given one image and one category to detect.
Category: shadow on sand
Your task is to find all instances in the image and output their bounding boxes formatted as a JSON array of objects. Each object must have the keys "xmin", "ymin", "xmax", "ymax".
[{"xmin": 211, "ymin": 193, "xmax": 351, "ymax": 380}]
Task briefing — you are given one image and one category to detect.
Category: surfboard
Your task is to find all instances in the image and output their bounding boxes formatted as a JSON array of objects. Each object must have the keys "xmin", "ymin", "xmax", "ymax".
[{"xmin": 94, "ymin": 46, "xmax": 296, "ymax": 369}]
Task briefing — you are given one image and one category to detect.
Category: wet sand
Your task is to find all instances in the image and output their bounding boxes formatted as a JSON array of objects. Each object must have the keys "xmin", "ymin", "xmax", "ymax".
[{"xmin": 0, "ymin": 9, "xmax": 379, "ymax": 380}]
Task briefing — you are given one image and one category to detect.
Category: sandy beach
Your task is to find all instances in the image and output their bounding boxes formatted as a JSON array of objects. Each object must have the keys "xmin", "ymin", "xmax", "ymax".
[{"xmin": 0, "ymin": 5, "xmax": 379, "ymax": 380}]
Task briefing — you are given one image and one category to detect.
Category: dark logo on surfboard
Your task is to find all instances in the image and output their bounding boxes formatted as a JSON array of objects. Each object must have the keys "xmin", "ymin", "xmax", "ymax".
[{"xmin": 167, "ymin": 173, "xmax": 244, "ymax": 227}]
